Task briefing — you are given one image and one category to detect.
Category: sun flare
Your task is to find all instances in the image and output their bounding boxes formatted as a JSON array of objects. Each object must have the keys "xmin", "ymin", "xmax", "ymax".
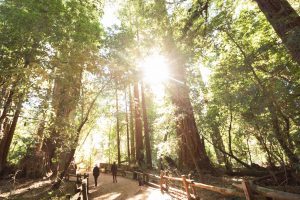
[{"xmin": 138, "ymin": 53, "xmax": 169, "ymax": 85}]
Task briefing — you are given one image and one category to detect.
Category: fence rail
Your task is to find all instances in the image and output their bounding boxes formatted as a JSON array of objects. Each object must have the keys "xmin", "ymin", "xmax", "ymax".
[
  {"xmin": 68, "ymin": 173, "xmax": 89, "ymax": 200},
  {"xmin": 67, "ymin": 167, "xmax": 300, "ymax": 200},
  {"xmin": 122, "ymin": 170, "xmax": 300, "ymax": 200}
]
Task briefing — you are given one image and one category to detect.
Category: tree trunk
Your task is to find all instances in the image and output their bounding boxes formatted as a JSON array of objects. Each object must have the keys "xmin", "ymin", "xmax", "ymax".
[
  {"xmin": 253, "ymin": 125, "xmax": 277, "ymax": 168},
  {"xmin": 173, "ymin": 84, "xmax": 211, "ymax": 170},
  {"xmin": 43, "ymin": 66, "xmax": 82, "ymax": 176},
  {"xmin": 129, "ymin": 85, "xmax": 135, "ymax": 164},
  {"xmin": 125, "ymin": 87, "xmax": 131, "ymax": 163},
  {"xmin": 154, "ymin": 0, "xmax": 212, "ymax": 171},
  {"xmin": 250, "ymin": 60, "xmax": 298, "ymax": 164},
  {"xmin": 210, "ymin": 124, "xmax": 232, "ymax": 172},
  {"xmin": 254, "ymin": 0, "xmax": 300, "ymax": 65},
  {"xmin": 224, "ymin": 29, "xmax": 299, "ymax": 165},
  {"xmin": 212, "ymin": 142, "xmax": 253, "ymax": 169},
  {"xmin": 0, "ymin": 84, "xmax": 8, "ymax": 109},
  {"xmin": 141, "ymin": 81, "xmax": 152, "ymax": 169},
  {"xmin": 35, "ymin": 86, "xmax": 52, "ymax": 152},
  {"xmin": 35, "ymin": 120, "xmax": 46, "ymax": 152},
  {"xmin": 52, "ymin": 114, "xmax": 89, "ymax": 189},
  {"xmin": 52, "ymin": 82, "xmax": 103, "ymax": 189},
  {"xmin": 133, "ymin": 82, "xmax": 143, "ymax": 166},
  {"xmin": 246, "ymin": 136, "xmax": 253, "ymax": 164},
  {"xmin": 116, "ymin": 88, "xmax": 121, "ymax": 165},
  {"xmin": 0, "ymin": 88, "xmax": 14, "ymax": 133},
  {"xmin": 267, "ymin": 100, "xmax": 299, "ymax": 164},
  {"xmin": 170, "ymin": 42, "xmax": 211, "ymax": 171},
  {"xmin": 228, "ymin": 106, "xmax": 233, "ymax": 156},
  {"xmin": 0, "ymin": 97, "xmax": 23, "ymax": 173},
  {"xmin": 109, "ymin": 126, "xmax": 111, "ymax": 164}
]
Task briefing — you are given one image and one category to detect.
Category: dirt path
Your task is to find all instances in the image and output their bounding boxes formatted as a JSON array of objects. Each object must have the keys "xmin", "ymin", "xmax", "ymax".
[{"xmin": 88, "ymin": 173, "xmax": 172, "ymax": 200}]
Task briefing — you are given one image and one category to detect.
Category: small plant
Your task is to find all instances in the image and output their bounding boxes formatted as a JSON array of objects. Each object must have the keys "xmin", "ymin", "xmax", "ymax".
[{"xmin": 9, "ymin": 170, "xmax": 21, "ymax": 196}]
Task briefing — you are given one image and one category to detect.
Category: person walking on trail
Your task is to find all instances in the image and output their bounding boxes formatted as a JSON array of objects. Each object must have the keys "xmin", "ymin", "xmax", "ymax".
[
  {"xmin": 111, "ymin": 162, "xmax": 118, "ymax": 183},
  {"xmin": 93, "ymin": 164, "xmax": 100, "ymax": 187}
]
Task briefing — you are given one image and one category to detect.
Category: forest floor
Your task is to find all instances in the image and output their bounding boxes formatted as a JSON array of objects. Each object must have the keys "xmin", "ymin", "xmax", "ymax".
[
  {"xmin": 0, "ymin": 172, "xmax": 236, "ymax": 200},
  {"xmin": 89, "ymin": 172, "xmax": 244, "ymax": 200},
  {"xmin": 0, "ymin": 176, "xmax": 75, "ymax": 199},
  {"xmin": 89, "ymin": 173, "xmax": 173, "ymax": 200}
]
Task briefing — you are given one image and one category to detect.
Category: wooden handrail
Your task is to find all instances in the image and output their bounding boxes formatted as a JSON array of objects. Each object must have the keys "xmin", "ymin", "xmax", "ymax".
[
  {"xmin": 190, "ymin": 181, "xmax": 244, "ymax": 197},
  {"xmin": 69, "ymin": 173, "xmax": 89, "ymax": 200},
  {"xmin": 162, "ymin": 175, "xmax": 182, "ymax": 182},
  {"xmin": 108, "ymin": 167, "xmax": 300, "ymax": 200},
  {"xmin": 233, "ymin": 182, "xmax": 300, "ymax": 200},
  {"xmin": 182, "ymin": 175, "xmax": 191, "ymax": 199},
  {"xmin": 162, "ymin": 172, "xmax": 243, "ymax": 197},
  {"xmin": 147, "ymin": 173, "xmax": 160, "ymax": 179}
]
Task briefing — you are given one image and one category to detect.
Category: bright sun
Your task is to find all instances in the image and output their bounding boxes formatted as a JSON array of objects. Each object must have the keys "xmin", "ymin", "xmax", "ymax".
[{"xmin": 138, "ymin": 53, "xmax": 170, "ymax": 85}]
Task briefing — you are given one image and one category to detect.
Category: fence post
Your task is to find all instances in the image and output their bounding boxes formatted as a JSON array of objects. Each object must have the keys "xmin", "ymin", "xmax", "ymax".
[
  {"xmin": 143, "ymin": 172, "xmax": 147, "ymax": 184},
  {"xmin": 66, "ymin": 193, "xmax": 71, "ymax": 199},
  {"xmin": 82, "ymin": 180, "xmax": 88, "ymax": 200},
  {"xmin": 76, "ymin": 174, "xmax": 80, "ymax": 183},
  {"xmin": 182, "ymin": 175, "xmax": 191, "ymax": 200},
  {"xmin": 242, "ymin": 180, "xmax": 253, "ymax": 200},
  {"xmin": 145, "ymin": 173, "xmax": 149, "ymax": 183},
  {"xmin": 160, "ymin": 170, "xmax": 164, "ymax": 192},
  {"xmin": 165, "ymin": 171, "xmax": 169, "ymax": 191},
  {"xmin": 190, "ymin": 180, "xmax": 196, "ymax": 197},
  {"xmin": 138, "ymin": 172, "xmax": 143, "ymax": 186},
  {"xmin": 188, "ymin": 174, "xmax": 196, "ymax": 197},
  {"xmin": 87, "ymin": 176, "xmax": 89, "ymax": 193}
]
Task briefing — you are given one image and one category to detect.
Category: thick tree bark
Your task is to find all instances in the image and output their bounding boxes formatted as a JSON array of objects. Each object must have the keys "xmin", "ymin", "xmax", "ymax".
[
  {"xmin": 0, "ymin": 84, "xmax": 8, "ymax": 109},
  {"xmin": 0, "ymin": 97, "xmax": 23, "ymax": 173},
  {"xmin": 169, "ymin": 71, "xmax": 212, "ymax": 170},
  {"xmin": 35, "ymin": 120, "xmax": 46, "ymax": 152},
  {"xmin": 129, "ymin": 85, "xmax": 135, "ymax": 163},
  {"xmin": 116, "ymin": 88, "xmax": 121, "ymax": 165},
  {"xmin": 210, "ymin": 126, "xmax": 224, "ymax": 165},
  {"xmin": 228, "ymin": 107, "xmax": 233, "ymax": 156},
  {"xmin": 254, "ymin": 0, "xmax": 300, "ymax": 65},
  {"xmin": 141, "ymin": 81, "xmax": 152, "ymax": 169},
  {"xmin": 154, "ymin": 0, "xmax": 212, "ymax": 171},
  {"xmin": 0, "ymin": 88, "xmax": 14, "ymax": 133},
  {"xmin": 133, "ymin": 82, "xmax": 143, "ymax": 166},
  {"xmin": 34, "ymin": 86, "xmax": 52, "ymax": 152},
  {"xmin": 52, "ymin": 83, "xmax": 103, "ymax": 189},
  {"xmin": 52, "ymin": 113, "xmax": 89, "ymax": 189},
  {"xmin": 125, "ymin": 88, "xmax": 131, "ymax": 163},
  {"xmin": 210, "ymin": 123, "xmax": 232, "ymax": 172},
  {"xmin": 43, "ymin": 66, "xmax": 82, "ymax": 176}
]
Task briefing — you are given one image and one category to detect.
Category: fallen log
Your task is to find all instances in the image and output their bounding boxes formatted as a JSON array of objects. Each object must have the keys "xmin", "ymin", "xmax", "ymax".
[
  {"xmin": 233, "ymin": 183, "xmax": 300, "ymax": 200},
  {"xmin": 253, "ymin": 170, "xmax": 286, "ymax": 184},
  {"xmin": 227, "ymin": 169, "xmax": 268, "ymax": 177}
]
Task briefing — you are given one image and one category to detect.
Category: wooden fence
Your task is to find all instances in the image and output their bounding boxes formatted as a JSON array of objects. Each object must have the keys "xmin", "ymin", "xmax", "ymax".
[
  {"xmin": 68, "ymin": 173, "xmax": 89, "ymax": 200},
  {"xmin": 121, "ymin": 170, "xmax": 300, "ymax": 200},
  {"xmin": 67, "ymin": 167, "xmax": 300, "ymax": 200}
]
